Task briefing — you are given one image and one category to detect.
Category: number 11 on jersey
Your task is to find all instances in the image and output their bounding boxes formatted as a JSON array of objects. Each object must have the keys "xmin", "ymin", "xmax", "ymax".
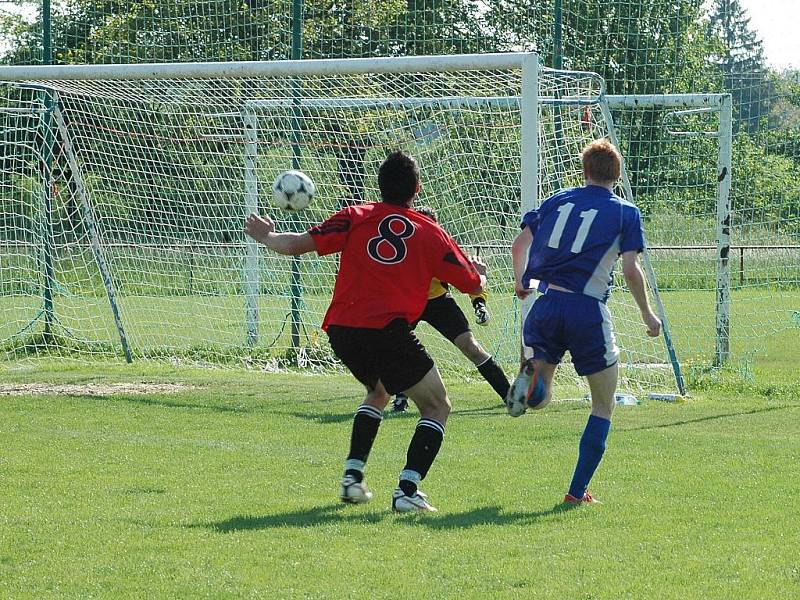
[{"xmin": 547, "ymin": 202, "xmax": 599, "ymax": 253}]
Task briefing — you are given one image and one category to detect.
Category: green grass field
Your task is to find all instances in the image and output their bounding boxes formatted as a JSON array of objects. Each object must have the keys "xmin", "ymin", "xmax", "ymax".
[
  {"xmin": 1, "ymin": 357, "xmax": 799, "ymax": 598},
  {"xmin": 3, "ymin": 288, "xmax": 798, "ymax": 369}
]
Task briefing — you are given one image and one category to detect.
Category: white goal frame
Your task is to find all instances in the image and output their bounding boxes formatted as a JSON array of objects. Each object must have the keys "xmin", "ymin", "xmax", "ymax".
[{"xmin": 0, "ymin": 53, "xmax": 732, "ymax": 387}]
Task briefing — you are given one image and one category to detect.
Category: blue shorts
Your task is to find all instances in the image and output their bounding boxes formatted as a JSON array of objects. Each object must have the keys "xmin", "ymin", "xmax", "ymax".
[{"xmin": 523, "ymin": 289, "xmax": 619, "ymax": 376}]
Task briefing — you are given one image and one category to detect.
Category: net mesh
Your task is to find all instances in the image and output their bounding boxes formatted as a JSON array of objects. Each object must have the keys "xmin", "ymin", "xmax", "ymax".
[
  {"xmin": 1, "ymin": 0, "xmax": 798, "ymax": 380},
  {"xmin": 0, "ymin": 62, "xmax": 685, "ymax": 396}
]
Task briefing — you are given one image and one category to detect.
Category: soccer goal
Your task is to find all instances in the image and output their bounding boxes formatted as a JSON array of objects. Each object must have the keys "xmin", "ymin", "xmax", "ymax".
[{"xmin": 0, "ymin": 52, "xmax": 721, "ymax": 399}]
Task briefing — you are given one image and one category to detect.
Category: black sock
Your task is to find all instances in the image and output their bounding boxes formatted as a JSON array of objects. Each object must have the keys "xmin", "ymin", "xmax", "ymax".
[
  {"xmin": 399, "ymin": 479, "xmax": 418, "ymax": 497},
  {"xmin": 344, "ymin": 468, "xmax": 364, "ymax": 483},
  {"xmin": 402, "ymin": 418, "xmax": 445, "ymax": 484},
  {"xmin": 477, "ymin": 356, "xmax": 510, "ymax": 400},
  {"xmin": 347, "ymin": 404, "xmax": 383, "ymax": 464}
]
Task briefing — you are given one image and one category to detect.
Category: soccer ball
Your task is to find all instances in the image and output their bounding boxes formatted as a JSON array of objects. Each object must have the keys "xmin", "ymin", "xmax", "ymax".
[{"xmin": 272, "ymin": 170, "xmax": 315, "ymax": 211}]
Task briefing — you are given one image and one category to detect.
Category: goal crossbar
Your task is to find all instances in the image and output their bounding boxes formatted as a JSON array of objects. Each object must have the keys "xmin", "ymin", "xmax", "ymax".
[{"xmin": 0, "ymin": 53, "xmax": 533, "ymax": 82}]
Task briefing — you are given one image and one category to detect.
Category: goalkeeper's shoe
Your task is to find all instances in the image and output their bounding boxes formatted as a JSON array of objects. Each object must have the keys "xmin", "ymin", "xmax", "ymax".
[
  {"xmin": 472, "ymin": 298, "xmax": 490, "ymax": 326},
  {"xmin": 340, "ymin": 474, "xmax": 373, "ymax": 504},
  {"xmin": 506, "ymin": 359, "xmax": 547, "ymax": 417},
  {"xmin": 391, "ymin": 488, "xmax": 437, "ymax": 513},
  {"xmin": 563, "ymin": 491, "xmax": 600, "ymax": 505},
  {"xmin": 392, "ymin": 393, "xmax": 409, "ymax": 413}
]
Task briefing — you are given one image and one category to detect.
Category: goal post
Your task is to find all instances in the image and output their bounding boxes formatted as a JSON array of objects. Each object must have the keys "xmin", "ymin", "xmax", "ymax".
[
  {"xmin": 0, "ymin": 53, "xmax": 542, "ymax": 368},
  {"xmin": 602, "ymin": 92, "xmax": 733, "ymax": 371},
  {"xmin": 0, "ymin": 53, "xmax": 697, "ymax": 398}
]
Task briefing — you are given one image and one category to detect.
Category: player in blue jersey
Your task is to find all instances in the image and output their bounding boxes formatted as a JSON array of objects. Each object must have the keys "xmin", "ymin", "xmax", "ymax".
[{"xmin": 508, "ymin": 138, "xmax": 661, "ymax": 505}]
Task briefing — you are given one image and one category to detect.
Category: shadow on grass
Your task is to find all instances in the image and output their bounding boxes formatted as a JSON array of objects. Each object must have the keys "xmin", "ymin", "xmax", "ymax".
[
  {"xmin": 104, "ymin": 393, "xmax": 357, "ymax": 416},
  {"xmin": 400, "ymin": 502, "xmax": 581, "ymax": 529},
  {"xmin": 205, "ymin": 504, "xmax": 383, "ymax": 531},
  {"xmin": 287, "ymin": 410, "xmax": 356, "ymax": 424},
  {"xmin": 123, "ymin": 486, "xmax": 167, "ymax": 495},
  {"xmin": 202, "ymin": 501, "xmax": 579, "ymax": 533},
  {"xmin": 621, "ymin": 404, "xmax": 795, "ymax": 432},
  {"xmin": 287, "ymin": 403, "xmax": 508, "ymax": 425},
  {"xmin": 110, "ymin": 396, "xmax": 252, "ymax": 414},
  {"xmin": 61, "ymin": 392, "xmax": 253, "ymax": 414}
]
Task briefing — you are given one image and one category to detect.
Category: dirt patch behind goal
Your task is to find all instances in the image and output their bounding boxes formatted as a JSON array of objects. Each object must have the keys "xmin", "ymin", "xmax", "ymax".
[{"xmin": 0, "ymin": 383, "xmax": 197, "ymax": 396}]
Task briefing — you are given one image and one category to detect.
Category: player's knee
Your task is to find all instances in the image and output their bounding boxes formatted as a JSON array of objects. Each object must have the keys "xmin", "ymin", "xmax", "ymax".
[
  {"xmin": 415, "ymin": 390, "xmax": 450, "ymax": 419},
  {"xmin": 434, "ymin": 394, "xmax": 452, "ymax": 418},
  {"xmin": 455, "ymin": 334, "xmax": 485, "ymax": 363},
  {"xmin": 366, "ymin": 387, "xmax": 390, "ymax": 407}
]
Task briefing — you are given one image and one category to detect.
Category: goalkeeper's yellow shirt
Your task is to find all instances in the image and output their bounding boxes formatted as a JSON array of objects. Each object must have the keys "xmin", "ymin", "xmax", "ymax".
[{"xmin": 428, "ymin": 278, "xmax": 487, "ymax": 303}]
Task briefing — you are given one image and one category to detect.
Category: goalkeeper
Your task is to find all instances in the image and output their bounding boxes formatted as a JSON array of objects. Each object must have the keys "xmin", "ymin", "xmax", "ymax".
[{"xmin": 392, "ymin": 206, "xmax": 509, "ymax": 412}]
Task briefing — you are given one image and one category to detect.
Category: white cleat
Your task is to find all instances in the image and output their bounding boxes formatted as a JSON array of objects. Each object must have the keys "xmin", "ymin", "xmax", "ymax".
[
  {"xmin": 391, "ymin": 488, "xmax": 438, "ymax": 512},
  {"xmin": 340, "ymin": 474, "xmax": 373, "ymax": 504}
]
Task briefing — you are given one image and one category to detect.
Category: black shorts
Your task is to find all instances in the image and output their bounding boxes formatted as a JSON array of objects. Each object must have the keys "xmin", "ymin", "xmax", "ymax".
[
  {"xmin": 414, "ymin": 294, "xmax": 470, "ymax": 343},
  {"xmin": 327, "ymin": 319, "xmax": 434, "ymax": 395}
]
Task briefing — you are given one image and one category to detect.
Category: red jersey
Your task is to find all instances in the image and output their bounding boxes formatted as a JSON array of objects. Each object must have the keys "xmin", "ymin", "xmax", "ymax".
[{"xmin": 309, "ymin": 202, "xmax": 482, "ymax": 330}]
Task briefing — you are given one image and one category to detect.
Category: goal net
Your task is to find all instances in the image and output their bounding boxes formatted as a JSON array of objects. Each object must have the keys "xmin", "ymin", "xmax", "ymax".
[{"xmin": 0, "ymin": 53, "xmax": 685, "ymax": 398}]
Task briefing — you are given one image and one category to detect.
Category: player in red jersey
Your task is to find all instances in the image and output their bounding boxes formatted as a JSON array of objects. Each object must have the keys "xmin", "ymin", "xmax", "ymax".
[{"xmin": 245, "ymin": 150, "xmax": 486, "ymax": 512}]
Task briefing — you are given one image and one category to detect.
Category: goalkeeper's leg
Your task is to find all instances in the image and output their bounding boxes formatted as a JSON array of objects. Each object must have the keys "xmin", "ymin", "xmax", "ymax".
[{"xmin": 452, "ymin": 332, "xmax": 510, "ymax": 401}]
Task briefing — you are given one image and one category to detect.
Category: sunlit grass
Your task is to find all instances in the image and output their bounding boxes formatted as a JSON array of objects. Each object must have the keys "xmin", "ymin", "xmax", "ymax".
[{"xmin": 0, "ymin": 360, "xmax": 798, "ymax": 598}]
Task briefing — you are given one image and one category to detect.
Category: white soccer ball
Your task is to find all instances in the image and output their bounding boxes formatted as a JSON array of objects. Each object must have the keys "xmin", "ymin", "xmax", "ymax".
[{"xmin": 272, "ymin": 170, "xmax": 315, "ymax": 211}]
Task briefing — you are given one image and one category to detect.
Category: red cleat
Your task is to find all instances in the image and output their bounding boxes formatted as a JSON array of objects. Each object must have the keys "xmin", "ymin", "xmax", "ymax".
[{"xmin": 563, "ymin": 491, "xmax": 600, "ymax": 505}]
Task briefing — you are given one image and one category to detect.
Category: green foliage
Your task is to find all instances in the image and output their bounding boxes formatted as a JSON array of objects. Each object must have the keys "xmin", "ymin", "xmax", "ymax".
[
  {"xmin": 764, "ymin": 70, "xmax": 800, "ymax": 162},
  {"xmin": 557, "ymin": 1, "xmax": 716, "ymax": 95},
  {"xmin": 733, "ymin": 132, "xmax": 800, "ymax": 235}
]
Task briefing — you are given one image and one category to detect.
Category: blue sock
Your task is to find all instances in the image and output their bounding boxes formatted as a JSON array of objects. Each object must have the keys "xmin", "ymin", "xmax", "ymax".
[{"xmin": 567, "ymin": 414, "xmax": 611, "ymax": 499}]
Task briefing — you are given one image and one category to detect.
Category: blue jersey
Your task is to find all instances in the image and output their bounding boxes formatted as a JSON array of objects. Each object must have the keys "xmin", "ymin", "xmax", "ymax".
[{"xmin": 520, "ymin": 185, "xmax": 645, "ymax": 302}]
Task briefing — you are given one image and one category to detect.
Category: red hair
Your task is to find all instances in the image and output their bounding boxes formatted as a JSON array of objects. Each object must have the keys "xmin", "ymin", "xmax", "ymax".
[{"xmin": 581, "ymin": 139, "xmax": 621, "ymax": 184}]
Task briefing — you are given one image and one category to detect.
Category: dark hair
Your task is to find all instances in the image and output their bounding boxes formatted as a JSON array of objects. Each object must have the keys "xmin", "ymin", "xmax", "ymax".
[
  {"xmin": 581, "ymin": 138, "xmax": 621, "ymax": 184},
  {"xmin": 414, "ymin": 205, "xmax": 438, "ymax": 222},
  {"xmin": 378, "ymin": 150, "xmax": 419, "ymax": 205}
]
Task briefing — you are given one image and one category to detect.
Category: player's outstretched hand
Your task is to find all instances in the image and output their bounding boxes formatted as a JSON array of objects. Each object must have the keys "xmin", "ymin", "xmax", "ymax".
[
  {"xmin": 642, "ymin": 310, "xmax": 661, "ymax": 337},
  {"xmin": 470, "ymin": 255, "xmax": 487, "ymax": 277},
  {"xmin": 245, "ymin": 213, "xmax": 275, "ymax": 245}
]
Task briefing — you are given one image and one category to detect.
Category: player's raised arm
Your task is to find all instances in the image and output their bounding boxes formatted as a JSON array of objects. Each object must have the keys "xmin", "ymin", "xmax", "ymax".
[{"xmin": 244, "ymin": 213, "xmax": 316, "ymax": 256}]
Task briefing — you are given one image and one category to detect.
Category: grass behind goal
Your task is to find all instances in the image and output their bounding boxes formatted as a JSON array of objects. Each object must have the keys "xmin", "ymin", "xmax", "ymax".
[
  {"xmin": 1, "ymin": 361, "xmax": 798, "ymax": 598},
  {"xmin": 3, "ymin": 288, "xmax": 798, "ymax": 393}
]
